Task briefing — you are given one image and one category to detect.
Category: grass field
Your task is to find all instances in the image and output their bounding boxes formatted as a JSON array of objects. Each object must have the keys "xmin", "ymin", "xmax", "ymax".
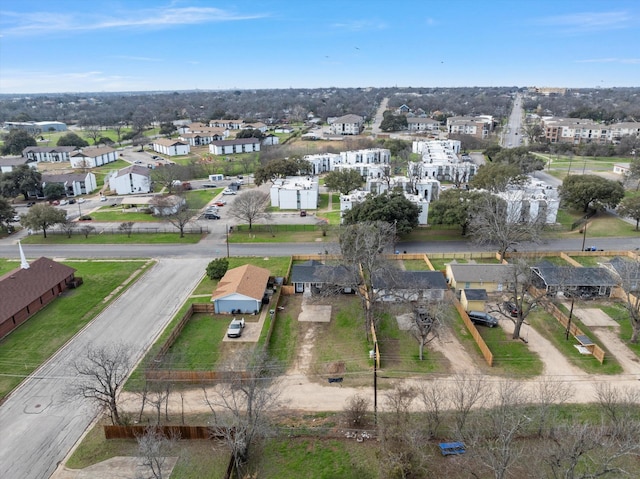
[
  {"xmin": 476, "ymin": 322, "xmax": 544, "ymax": 376},
  {"xmin": 0, "ymin": 259, "xmax": 150, "ymax": 399},
  {"xmin": 20, "ymin": 230, "xmax": 203, "ymax": 244}
]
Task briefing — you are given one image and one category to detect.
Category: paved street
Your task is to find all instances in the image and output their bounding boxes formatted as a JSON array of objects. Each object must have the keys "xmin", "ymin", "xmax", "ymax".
[{"xmin": 0, "ymin": 258, "xmax": 207, "ymax": 479}]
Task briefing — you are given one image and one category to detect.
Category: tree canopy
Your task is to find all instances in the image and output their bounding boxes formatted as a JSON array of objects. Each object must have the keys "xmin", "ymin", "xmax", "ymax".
[
  {"xmin": 20, "ymin": 203, "xmax": 67, "ymax": 238},
  {"xmin": 57, "ymin": 132, "xmax": 89, "ymax": 148},
  {"xmin": 342, "ymin": 191, "xmax": 419, "ymax": 235},
  {"xmin": 380, "ymin": 112, "xmax": 408, "ymax": 132},
  {"xmin": 428, "ymin": 189, "xmax": 492, "ymax": 235},
  {"xmin": 228, "ymin": 190, "xmax": 271, "ymax": 229},
  {"xmin": 253, "ymin": 158, "xmax": 312, "ymax": 186},
  {"xmin": 323, "ymin": 169, "xmax": 364, "ymax": 195},
  {"xmin": 1, "ymin": 129, "xmax": 37, "ymax": 155},
  {"xmin": 43, "ymin": 183, "xmax": 66, "ymax": 200},
  {"xmin": 617, "ymin": 196, "xmax": 640, "ymax": 231},
  {"xmin": 236, "ymin": 128, "xmax": 265, "ymax": 140},
  {"xmin": 471, "ymin": 163, "xmax": 526, "ymax": 192},
  {"xmin": 560, "ymin": 174, "xmax": 625, "ymax": 212},
  {"xmin": 0, "ymin": 164, "xmax": 43, "ymax": 200},
  {"xmin": 0, "ymin": 197, "xmax": 16, "ymax": 231}
]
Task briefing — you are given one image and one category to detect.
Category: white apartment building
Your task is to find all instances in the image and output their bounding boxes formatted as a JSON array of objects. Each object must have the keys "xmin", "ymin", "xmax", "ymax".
[
  {"xmin": 329, "ymin": 114, "xmax": 364, "ymax": 135},
  {"xmin": 69, "ymin": 147, "xmax": 118, "ymax": 168},
  {"xmin": 339, "ymin": 189, "xmax": 431, "ymax": 225},
  {"xmin": 541, "ymin": 117, "xmax": 640, "ymax": 145},
  {"xmin": 269, "ymin": 176, "xmax": 318, "ymax": 210},
  {"xmin": 304, "ymin": 148, "xmax": 390, "ymax": 176},
  {"xmin": 152, "ymin": 139, "xmax": 190, "ymax": 156},
  {"xmin": 410, "ymin": 140, "xmax": 477, "ymax": 183},
  {"xmin": 492, "ymin": 177, "xmax": 559, "ymax": 224},
  {"xmin": 22, "ymin": 146, "xmax": 77, "ymax": 163},
  {"xmin": 446, "ymin": 116, "xmax": 494, "ymax": 139},
  {"xmin": 108, "ymin": 165, "xmax": 151, "ymax": 195},
  {"xmin": 366, "ymin": 176, "xmax": 440, "ymax": 202}
]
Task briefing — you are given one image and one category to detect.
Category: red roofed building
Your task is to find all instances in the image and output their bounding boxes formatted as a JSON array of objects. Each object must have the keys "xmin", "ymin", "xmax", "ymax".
[{"xmin": 0, "ymin": 257, "xmax": 78, "ymax": 338}]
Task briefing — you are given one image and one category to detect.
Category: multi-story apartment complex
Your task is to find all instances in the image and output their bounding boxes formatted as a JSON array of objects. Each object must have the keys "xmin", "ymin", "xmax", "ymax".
[
  {"xmin": 446, "ymin": 116, "xmax": 494, "ymax": 139},
  {"xmin": 541, "ymin": 117, "xmax": 640, "ymax": 145}
]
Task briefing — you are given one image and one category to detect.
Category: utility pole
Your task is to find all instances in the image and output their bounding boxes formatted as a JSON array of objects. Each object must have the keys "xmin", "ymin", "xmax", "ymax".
[
  {"xmin": 581, "ymin": 220, "xmax": 588, "ymax": 251},
  {"xmin": 566, "ymin": 297, "xmax": 575, "ymax": 340},
  {"xmin": 226, "ymin": 225, "xmax": 230, "ymax": 258}
]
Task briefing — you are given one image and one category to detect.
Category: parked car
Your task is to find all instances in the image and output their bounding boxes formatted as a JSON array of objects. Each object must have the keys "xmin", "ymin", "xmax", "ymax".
[
  {"xmin": 27, "ymin": 201, "xmax": 35, "ymax": 207},
  {"xmin": 300, "ymin": 210, "xmax": 307, "ymax": 217},
  {"xmin": 503, "ymin": 301, "xmax": 519, "ymax": 318},
  {"xmin": 68, "ymin": 199, "xmax": 76, "ymax": 204},
  {"xmin": 100, "ymin": 196, "xmax": 108, "ymax": 202},
  {"xmin": 584, "ymin": 246, "xmax": 604, "ymax": 251},
  {"xmin": 214, "ymin": 201, "xmax": 226, "ymax": 207},
  {"xmin": 468, "ymin": 311, "xmax": 498, "ymax": 328},
  {"xmin": 77, "ymin": 198, "xmax": 85, "ymax": 204},
  {"xmin": 222, "ymin": 189, "xmax": 236, "ymax": 195},
  {"xmin": 11, "ymin": 215, "xmax": 20, "ymax": 222},
  {"xmin": 204, "ymin": 213, "xmax": 220, "ymax": 220},
  {"xmin": 227, "ymin": 317, "xmax": 245, "ymax": 338},
  {"xmin": 59, "ymin": 200, "xmax": 68, "ymax": 206}
]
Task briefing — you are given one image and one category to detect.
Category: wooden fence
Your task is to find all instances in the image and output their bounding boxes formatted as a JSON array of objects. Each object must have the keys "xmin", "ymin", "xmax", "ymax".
[
  {"xmin": 453, "ymin": 295, "xmax": 494, "ymax": 366},
  {"xmin": 104, "ymin": 424, "xmax": 227, "ymax": 440}
]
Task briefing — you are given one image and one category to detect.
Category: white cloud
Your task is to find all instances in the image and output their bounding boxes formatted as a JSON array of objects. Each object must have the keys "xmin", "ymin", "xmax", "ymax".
[
  {"xmin": 1, "ymin": 6, "xmax": 269, "ymax": 36},
  {"xmin": 534, "ymin": 11, "xmax": 632, "ymax": 32},
  {"xmin": 575, "ymin": 58, "xmax": 640, "ymax": 65},
  {"xmin": 331, "ymin": 19, "xmax": 387, "ymax": 31}
]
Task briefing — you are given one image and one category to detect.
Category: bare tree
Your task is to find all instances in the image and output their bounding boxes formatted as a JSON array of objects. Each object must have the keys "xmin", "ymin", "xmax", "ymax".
[
  {"xmin": 228, "ymin": 190, "xmax": 270, "ymax": 230},
  {"xmin": 409, "ymin": 302, "xmax": 449, "ymax": 361},
  {"xmin": 71, "ymin": 342, "xmax": 133, "ymax": 425},
  {"xmin": 468, "ymin": 193, "xmax": 544, "ymax": 261},
  {"xmin": 606, "ymin": 257, "xmax": 640, "ymax": 342},
  {"xmin": 464, "ymin": 381, "xmax": 527, "ymax": 479},
  {"xmin": 83, "ymin": 125, "xmax": 102, "ymax": 145},
  {"xmin": 60, "ymin": 218, "xmax": 77, "ymax": 238},
  {"xmin": 344, "ymin": 393, "xmax": 370, "ymax": 429},
  {"xmin": 119, "ymin": 221, "xmax": 135, "ymax": 237},
  {"xmin": 417, "ymin": 380, "xmax": 448, "ymax": 439},
  {"xmin": 594, "ymin": 383, "xmax": 640, "ymax": 438},
  {"xmin": 153, "ymin": 194, "xmax": 193, "ymax": 238},
  {"xmin": 204, "ymin": 351, "xmax": 281, "ymax": 478},
  {"xmin": 530, "ymin": 377, "xmax": 573, "ymax": 437},
  {"xmin": 79, "ymin": 224, "xmax": 95, "ymax": 238},
  {"xmin": 450, "ymin": 373, "xmax": 490, "ymax": 436},
  {"xmin": 327, "ymin": 221, "xmax": 398, "ymax": 335},
  {"xmin": 136, "ymin": 426, "xmax": 179, "ymax": 479}
]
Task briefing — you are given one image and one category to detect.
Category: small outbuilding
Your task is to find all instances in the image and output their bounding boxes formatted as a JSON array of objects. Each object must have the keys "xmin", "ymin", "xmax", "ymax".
[{"xmin": 460, "ymin": 288, "xmax": 488, "ymax": 312}]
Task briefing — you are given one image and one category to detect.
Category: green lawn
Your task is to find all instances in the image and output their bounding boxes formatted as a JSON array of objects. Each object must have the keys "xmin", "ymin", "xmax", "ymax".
[
  {"xmin": 600, "ymin": 303, "xmax": 640, "ymax": 359},
  {"xmin": 229, "ymin": 224, "xmax": 338, "ymax": 243},
  {"xmin": 0, "ymin": 260, "xmax": 150, "ymax": 399},
  {"xmin": 89, "ymin": 207, "xmax": 157, "ymax": 222},
  {"xmin": 251, "ymin": 438, "xmax": 378, "ymax": 479},
  {"xmin": 476, "ymin": 322, "xmax": 544, "ymax": 376},
  {"xmin": 20, "ymin": 231, "xmax": 203, "ymax": 244},
  {"xmin": 402, "ymin": 259, "xmax": 432, "ymax": 271},
  {"xmin": 265, "ymin": 305, "xmax": 297, "ymax": 365}
]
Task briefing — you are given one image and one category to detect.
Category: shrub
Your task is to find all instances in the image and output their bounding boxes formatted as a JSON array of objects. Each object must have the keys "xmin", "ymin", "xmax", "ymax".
[{"xmin": 206, "ymin": 258, "xmax": 229, "ymax": 280}]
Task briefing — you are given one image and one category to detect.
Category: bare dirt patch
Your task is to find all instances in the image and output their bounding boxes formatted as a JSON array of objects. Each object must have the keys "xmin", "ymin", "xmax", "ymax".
[{"xmin": 573, "ymin": 307, "xmax": 619, "ymax": 327}]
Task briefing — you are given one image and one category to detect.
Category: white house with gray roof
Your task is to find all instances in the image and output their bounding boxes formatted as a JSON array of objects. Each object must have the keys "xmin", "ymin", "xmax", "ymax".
[
  {"xmin": 70, "ymin": 147, "xmax": 118, "ymax": 168},
  {"xmin": 269, "ymin": 176, "xmax": 319, "ymax": 210},
  {"xmin": 329, "ymin": 114, "xmax": 364, "ymax": 135},
  {"xmin": 42, "ymin": 172, "xmax": 97, "ymax": 196},
  {"xmin": 23, "ymin": 146, "xmax": 77, "ymax": 163}
]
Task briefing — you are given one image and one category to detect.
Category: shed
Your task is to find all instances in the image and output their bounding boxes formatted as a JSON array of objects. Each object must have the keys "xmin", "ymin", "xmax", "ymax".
[
  {"xmin": 460, "ymin": 288, "xmax": 488, "ymax": 312},
  {"xmin": 212, "ymin": 264, "xmax": 271, "ymax": 314}
]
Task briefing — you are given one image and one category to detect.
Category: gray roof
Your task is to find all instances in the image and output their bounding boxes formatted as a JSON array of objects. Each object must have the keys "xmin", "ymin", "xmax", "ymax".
[
  {"xmin": 115, "ymin": 165, "xmax": 150, "ymax": 178},
  {"xmin": 0, "ymin": 156, "xmax": 29, "ymax": 166},
  {"xmin": 373, "ymin": 271, "xmax": 448, "ymax": 290},
  {"xmin": 531, "ymin": 266, "xmax": 616, "ymax": 287},
  {"xmin": 448, "ymin": 264, "xmax": 514, "ymax": 283},
  {"xmin": 23, "ymin": 146, "xmax": 77, "ymax": 154},
  {"xmin": 290, "ymin": 260, "xmax": 354, "ymax": 284},
  {"xmin": 462, "ymin": 289, "xmax": 488, "ymax": 300},
  {"xmin": 42, "ymin": 173, "xmax": 88, "ymax": 183},
  {"xmin": 333, "ymin": 114, "xmax": 363, "ymax": 124}
]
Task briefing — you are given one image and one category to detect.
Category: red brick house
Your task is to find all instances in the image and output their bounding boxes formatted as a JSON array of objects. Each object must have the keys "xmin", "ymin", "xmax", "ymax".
[{"xmin": 0, "ymin": 257, "xmax": 77, "ymax": 338}]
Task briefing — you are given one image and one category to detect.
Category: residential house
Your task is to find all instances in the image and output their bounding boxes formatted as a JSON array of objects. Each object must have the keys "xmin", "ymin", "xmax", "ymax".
[
  {"xmin": 274, "ymin": 126, "xmax": 294, "ymax": 134},
  {"xmin": 179, "ymin": 131, "xmax": 226, "ymax": 146},
  {"xmin": 209, "ymin": 138, "xmax": 260, "ymax": 155},
  {"xmin": 603, "ymin": 257, "xmax": 640, "ymax": 292},
  {"xmin": 0, "ymin": 256, "xmax": 77, "ymax": 339},
  {"xmin": 152, "ymin": 139, "xmax": 190, "ymax": 156},
  {"xmin": 209, "ymin": 119, "xmax": 245, "ymax": 130},
  {"xmin": 270, "ymin": 176, "xmax": 319, "ymax": 210},
  {"xmin": 242, "ymin": 122, "xmax": 268, "ymax": 133},
  {"xmin": 531, "ymin": 263, "xmax": 617, "ymax": 297},
  {"xmin": 445, "ymin": 264, "xmax": 516, "ymax": 293},
  {"xmin": 108, "ymin": 165, "xmax": 151, "ymax": 195},
  {"xmin": 211, "ymin": 264, "xmax": 271, "ymax": 314},
  {"xmin": 70, "ymin": 147, "xmax": 118, "ymax": 168},
  {"xmin": 372, "ymin": 271, "xmax": 448, "ymax": 302},
  {"xmin": 42, "ymin": 172, "xmax": 97, "ymax": 197},
  {"xmin": 329, "ymin": 114, "xmax": 364, "ymax": 135},
  {"xmin": 0, "ymin": 156, "xmax": 34, "ymax": 173},
  {"xmin": 23, "ymin": 146, "xmax": 77, "ymax": 163},
  {"xmin": 613, "ymin": 163, "xmax": 630, "ymax": 176},
  {"xmin": 290, "ymin": 260, "xmax": 355, "ymax": 294}
]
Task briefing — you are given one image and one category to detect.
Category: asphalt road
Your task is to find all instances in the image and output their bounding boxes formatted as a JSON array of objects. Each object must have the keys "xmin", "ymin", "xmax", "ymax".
[
  {"xmin": 503, "ymin": 93, "xmax": 524, "ymax": 148},
  {"xmin": 0, "ymin": 258, "xmax": 208, "ymax": 479}
]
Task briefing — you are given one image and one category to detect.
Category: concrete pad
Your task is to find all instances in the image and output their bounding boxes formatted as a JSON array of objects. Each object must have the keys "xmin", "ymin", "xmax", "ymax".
[
  {"xmin": 573, "ymin": 308, "xmax": 619, "ymax": 327},
  {"xmin": 298, "ymin": 304, "xmax": 332, "ymax": 322}
]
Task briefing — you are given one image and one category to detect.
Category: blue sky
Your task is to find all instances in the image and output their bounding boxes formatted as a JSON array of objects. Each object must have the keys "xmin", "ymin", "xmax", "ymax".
[{"xmin": 1, "ymin": 0, "xmax": 639, "ymax": 94}]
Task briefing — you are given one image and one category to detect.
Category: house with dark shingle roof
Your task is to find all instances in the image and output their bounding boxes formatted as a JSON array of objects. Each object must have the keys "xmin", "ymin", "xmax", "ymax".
[
  {"xmin": 0, "ymin": 257, "xmax": 77, "ymax": 339},
  {"xmin": 208, "ymin": 138, "xmax": 261, "ymax": 155},
  {"xmin": 23, "ymin": 146, "xmax": 77, "ymax": 163},
  {"xmin": 211, "ymin": 264, "xmax": 271, "ymax": 314},
  {"xmin": 0, "ymin": 155, "xmax": 34, "ymax": 173},
  {"xmin": 531, "ymin": 264, "xmax": 617, "ymax": 297},
  {"xmin": 70, "ymin": 147, "xmax": 117, "ymax": 168},
  {"xmin": 372, "ymin": 270, "xmax": 448, "ymax": 302},
  {"xmin": 290, "ymin": 260, "xmax": 356, "ymax": 294}
]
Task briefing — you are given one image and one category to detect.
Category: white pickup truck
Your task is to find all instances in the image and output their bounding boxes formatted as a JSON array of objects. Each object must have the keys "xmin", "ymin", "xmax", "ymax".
[{"xmin": 227, "ymin": 317, "xmax": 245, "ymax": 338}]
